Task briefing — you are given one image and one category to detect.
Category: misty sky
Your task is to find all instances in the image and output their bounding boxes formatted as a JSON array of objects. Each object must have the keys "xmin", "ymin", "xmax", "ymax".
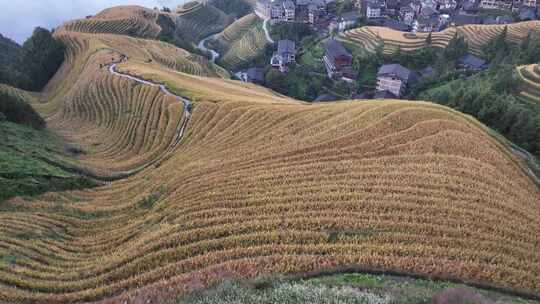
[{"xmin": 0, "ymin": 0, "xmax": 185, "ymax": 44}]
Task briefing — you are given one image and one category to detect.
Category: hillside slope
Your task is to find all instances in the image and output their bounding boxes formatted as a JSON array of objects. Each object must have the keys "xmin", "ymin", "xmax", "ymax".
[
  {"xmin": 517, "ymin": 64, "xmax": 540, "ymax": 105},
  {"xmin": 169, "ymin": 4, "xmax": 233, "ymax": 51},
  {"xmin": 341, "ymin": 21, "xmax": 540, "ymax": 55},
  {"xmin": 0, "ymin": 85, "xmax": 96, "ymax": 202},
  {"xmin": 209, "ymin": 13, "xmax": 270, "ymax": 71},
  {"xmin": 0, "ymin": 34, "xmax": 32, "ymax": 89},
  {"xmin": 0, "ymin": 7, "xmax": 538, "ymax": 304},
  {"xmin": 63, "ymin": 6, "xmax": 162, "ymax": 39}
]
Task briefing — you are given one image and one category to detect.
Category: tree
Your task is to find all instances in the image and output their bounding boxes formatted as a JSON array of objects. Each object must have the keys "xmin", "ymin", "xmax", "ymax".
[
  {"xmin": 22, "ymin": 27, "xmax": 65, "ymax": 91},
  {"xmin": 483, "ymin": 26, "xmax": 509, "ymax": 62},
  {"xmin": 426, "ymin": 32, "xmax": 432, "ymax": 46},
  {"xmin": 444, "ymin": 33, "xmax": 468, "ymax": 61},
  {"xmin": 265, "ymin": 69, "xmax": 287, "ymax": 93}
]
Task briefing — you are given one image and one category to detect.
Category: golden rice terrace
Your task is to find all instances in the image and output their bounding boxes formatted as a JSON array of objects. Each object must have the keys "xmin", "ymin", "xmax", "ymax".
[{"xmin": 0, "ymin": 5, "xmax": 539, "ymax": 304}]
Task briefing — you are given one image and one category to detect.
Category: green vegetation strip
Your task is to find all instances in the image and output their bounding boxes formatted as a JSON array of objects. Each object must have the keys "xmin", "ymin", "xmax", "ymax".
[
  {"xmin": 0, "ymin": 121, "xmax": 95, "ymax": 203},
  {"xmin": 173, "ymin": 273, "xmax": 540, "ymax": 304}
]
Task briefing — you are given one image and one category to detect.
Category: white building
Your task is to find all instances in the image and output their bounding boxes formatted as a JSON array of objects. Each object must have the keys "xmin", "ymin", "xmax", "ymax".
[
  {"xmin": 376, "ymin": 64, "xmax": 419, "ymax": 97},
  {"xmin": 271, "ymin": 40, "xmax": 297, "ymax": 72},
  {"xmin": 366, "ymin": 1, "xmax": 382, "ymax": 18}
]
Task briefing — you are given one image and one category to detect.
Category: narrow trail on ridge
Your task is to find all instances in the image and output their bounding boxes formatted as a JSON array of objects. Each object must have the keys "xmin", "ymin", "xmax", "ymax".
[{"xmin": 59, "ymin": 62, "xmax": 193, "ymax": 184}]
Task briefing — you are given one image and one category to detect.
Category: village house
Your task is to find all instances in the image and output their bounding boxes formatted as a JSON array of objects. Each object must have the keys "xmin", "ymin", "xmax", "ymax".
[
  {"xmin": 399, "ymin": 6, "xmax": 416, "ymax": 25},
  {"xmin": 271, "ymin": 39, "xmax": 297, "ymax": 73},
  {"xmin": 519, "ymin": 6, "xmax": 537, "ymax": 20},
  {"xmin": 338, "ymin": 11, "xmax": 360, "ymax": 31},
  {"xmin": 436, "ymin": 0, "xmax": 458, "ymax": 11},
  {"xmin": 457, "ymin": 53, "xmax": 489, "ymax": 71},
  {"xmin": 376, "ymin": 64, "xmax": 419, "ymax": 97},
  {"xmin": 297, "ymin": 0, "xmax": 328, "ymax": 11},
  {"xmin": 409, "ymin": 0, "xmax": 423, "ymax": 15},
  {"xmin": 420, "ymin": 66, "xmax": 438, "ymax": 80},
  {"xmin": 257, "ymin": 0, "xmax": 336, "ymax": 24},
  {"xmin": 257, "ymin": 0, "xmax": 296, "ymax": 23},
  {"xmin": 366, "ymin": 0, "xmax": 384, "ymax": 18},
  {"xmin": 283, "ymin": 0, "xmax": 296, "ymax": 21},
  {"xmin": 245, "ymin": 68, "xmax": 266, "ymax": 84},
  {"xmin": 479, "ymin": 0, "xmax": 513, "ymax": 10},
  {"xmin": 462, "ymin": 0, "xmax": 479, "ymax": 13},
  {"xmin": 323, "ymin": 38, "xmax": 355, "ymax": 81},
  {"xmin": 385, "ymin": 0, "xmax": 401, "ymax": 17}
]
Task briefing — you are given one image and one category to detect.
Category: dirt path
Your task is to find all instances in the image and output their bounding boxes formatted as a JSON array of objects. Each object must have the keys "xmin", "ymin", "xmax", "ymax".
[
  {"xmin": 197, "ymin": 34, "xmax": 220, "ymax": 62},
  {"xmin": 254, "ymin": 11, "xmax": 275, "ymax": 44}
]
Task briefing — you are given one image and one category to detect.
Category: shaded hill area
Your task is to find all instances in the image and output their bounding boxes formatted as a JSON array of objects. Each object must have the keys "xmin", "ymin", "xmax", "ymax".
[{"xmin": 0, "ymin": 85, "xmax": 96, "ymax": 203}]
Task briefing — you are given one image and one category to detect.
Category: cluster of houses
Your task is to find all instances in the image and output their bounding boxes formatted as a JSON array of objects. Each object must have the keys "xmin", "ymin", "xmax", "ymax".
[
  {"xmin": 369, "ymin": 52, "xmax": 488, "ymax": 99},
  {"xmin": 361, "ymin": 0, "xmax": 539, "ymax": 33},
  {"xmin": 256, "ymin": 0, "xmax": 363, "ymax": 31},
  {"xmin": 257, "ymin": 0, "xmax": 334, "ymax": 24},
  {"xmin": 239, "ymin": 0, "xmax": 532, "ymax": 100},
  {"xmin": 242, "ymin": 33, "xmax": 490, "ymax": 101},
  {"xmin": 256, "ymin": 0, "xmax": 539, "ymax": 35}
]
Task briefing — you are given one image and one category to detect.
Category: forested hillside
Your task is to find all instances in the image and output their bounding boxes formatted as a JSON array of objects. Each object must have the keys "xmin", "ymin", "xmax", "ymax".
[
  {"xmin": 0, "ymin": 28, "xmax": 64, "ymax": 91},
  {"xmin": 0, "ymin": 34, "xmax": 32, "ymax": 89},
  {"xmin": 415, "ymin": 29, "xmax": 540, "ymax": 160}
]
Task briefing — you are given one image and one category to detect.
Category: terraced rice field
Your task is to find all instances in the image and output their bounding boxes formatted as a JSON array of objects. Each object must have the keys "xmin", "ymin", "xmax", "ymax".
[
  {"xmin": 516, "ymin": 64, "xmax": 540, "ymax": 105},
  {"xmin": 341, "ymin": 21, "xmax": 540, "ymax": 55},
  {"xmin": 176, "ymin": 1, "xmax": 203, "ymax": 14},
  {"xmin": 173, "ymin": 5, "xmax": 233, "ymax": 45},
  {"xmin": 145, "ymin": 42, "xmax": 229, "ymax": 78},
  {"xmin": 0, "ymin": 7, "xmax": 539, "ymax": 304},
  {"xmin": 210, "ymin": 14, "xmax": 269, "ymax": 70},
  {"xmin": 213, "ymin": 13, "xmax": 260, "ymax": 45},
  {"xmin": 62, "ymin": 6, "xmax": 161, "ymax": 39}
]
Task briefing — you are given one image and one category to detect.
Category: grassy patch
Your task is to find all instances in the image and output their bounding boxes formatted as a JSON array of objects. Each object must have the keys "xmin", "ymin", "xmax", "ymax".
[
  {"xmin": 0, "ymin": 121, "xmax": 95, "ymax": 202},
  {"xmin": 171, "ymin": 273, "xmax": 540, "ymax": 304},
  {"xmin": 137, "ymin": 185, "xmax": 167, "ymax": 209}
]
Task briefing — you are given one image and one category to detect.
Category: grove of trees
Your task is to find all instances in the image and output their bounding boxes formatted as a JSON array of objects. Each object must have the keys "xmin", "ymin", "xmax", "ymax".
[{"xmin": 0, "ymin": 27, "xmax": 65, "ymax": 92}]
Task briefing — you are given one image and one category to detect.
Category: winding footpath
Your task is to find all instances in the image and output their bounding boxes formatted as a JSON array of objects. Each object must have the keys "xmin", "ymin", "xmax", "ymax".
[
  {"xmin": 261, "ymin": 18, "xmax": 274, "ymax": 44},
  {"xmin": 64, "ymin": 62, "xmax": 194, "ymax": 184},
  {"xmin": 109, "ymin": 63, "xmax": 192, "ymax": 150},
  {"xmin": 197, "ymin": 34, "xmax": 220, "ymax": 62},
  {"xmin": 254, "ymin": 10, "xmax": 274, "ymax": 44}
]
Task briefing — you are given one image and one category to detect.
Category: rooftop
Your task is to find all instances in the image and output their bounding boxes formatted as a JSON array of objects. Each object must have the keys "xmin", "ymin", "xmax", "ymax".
[
  {"xmin": 458, "ymin": 53, "xmax": 487, "ymax": 69},
  {"xmin": 277, "ymin": 39, "xmax": 296, "ymax": 54},
  {"xmin": 324, "ymin": 38, "xmax": 352, "ymax": 61},
  {"xmin": 377, "ymin": 64, "xmax": 418, "ymax": 83}
]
